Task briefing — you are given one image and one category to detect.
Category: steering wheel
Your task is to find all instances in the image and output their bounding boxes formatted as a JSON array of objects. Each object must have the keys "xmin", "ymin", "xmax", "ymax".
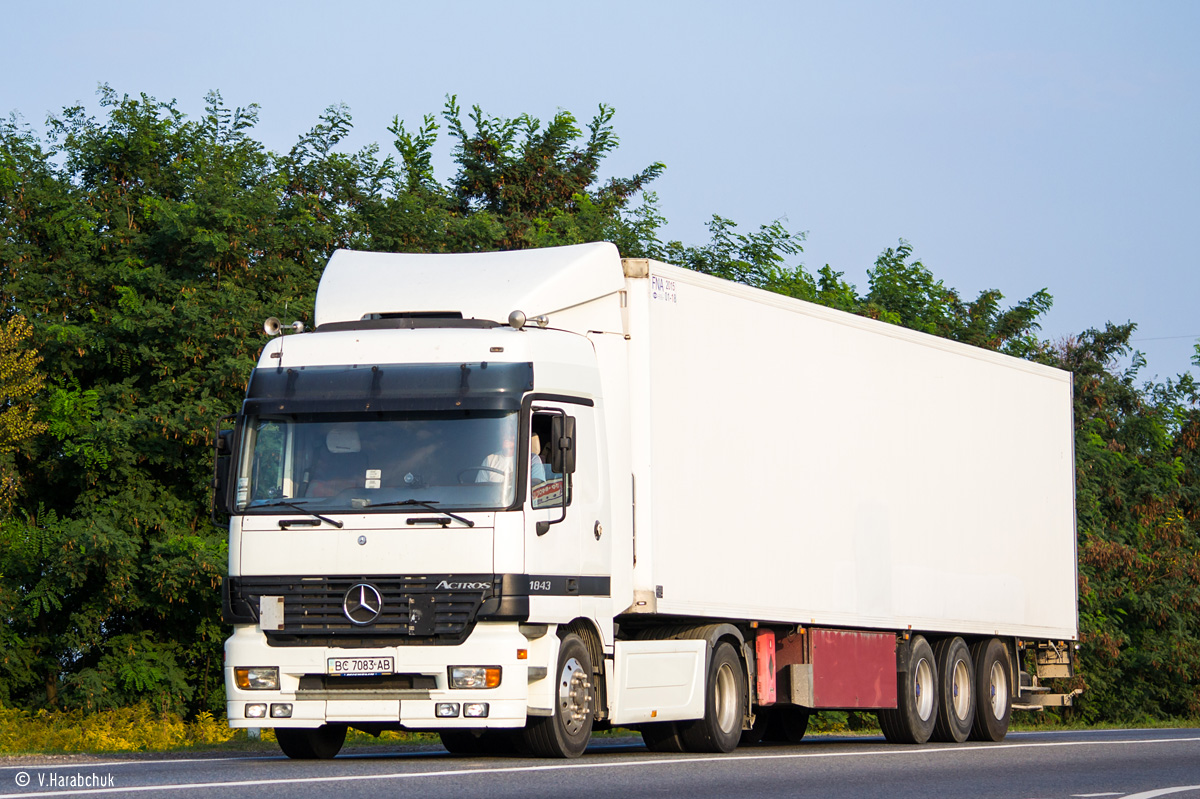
[{"xmin": 458, "ymin": 466, "xmax": 506, "ymax": 484}]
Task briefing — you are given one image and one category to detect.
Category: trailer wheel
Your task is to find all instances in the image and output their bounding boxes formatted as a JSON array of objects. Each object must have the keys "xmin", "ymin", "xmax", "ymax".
[
  {"xmin": 276, "ymin": 724, "xmax": 347, "ymax": 759},
  {"xmin": 522, "ymin": 632, "xmax": 594, "ymax": 757},
  {"xmin": 678, "ymin": 641, "xmax": 745, "ymax": 753},
  {"xmin": 931, "ymin": 637, "xmax": 975, "ymax": 742},
  {"xmin": 877, "ymin": 635, "xmax": 938, "ymax": 744},
  {"xmin": 968, "ymin": 638, "xmax": 1011, "ymax": 741}
]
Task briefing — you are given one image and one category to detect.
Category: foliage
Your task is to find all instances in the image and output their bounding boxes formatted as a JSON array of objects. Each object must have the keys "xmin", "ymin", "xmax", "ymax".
[
  {"xmin": 0, "ymin": 315, "xmax": 47, "ymax": 455},
  {"xmin": 0, "ymin": 88, "xmax": 670, "ymax": 716},
  {"xmin": 1035, "ymin": 326, "xmax": 1200, "ymax": 721},
  {"xmin": 0, "ymin": 702, "xmax": 238, "ymax": 753},
  {"xmin": 1, "ymin": 85, "xmax": 1198, "ymax": 731},
  {"xmin": 0, "ymin": 314, "xmax": 48, "ymax": 512}
]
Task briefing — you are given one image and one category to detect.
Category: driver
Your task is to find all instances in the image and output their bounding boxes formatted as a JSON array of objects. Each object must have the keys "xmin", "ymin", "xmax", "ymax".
[
  {"xmin": 530, "ymin": 433, "xmax": 547, "ymax": 485},
  {"xmin": 476, "ymin": 431, "xmax": 516, "ymax": 486},
  {"xmin": 305, "ymin": 424, "xmax": 366, "ymax": 497}
]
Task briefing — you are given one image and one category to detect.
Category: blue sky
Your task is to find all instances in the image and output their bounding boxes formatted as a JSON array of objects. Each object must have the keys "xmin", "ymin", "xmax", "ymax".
[{"xmin": 5, "ymin": 1, "xmax": 1197, "ymax": 379}]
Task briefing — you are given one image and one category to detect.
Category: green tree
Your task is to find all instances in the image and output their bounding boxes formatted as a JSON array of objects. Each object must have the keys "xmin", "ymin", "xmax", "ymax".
[
  {"xmin": 862, "ymin": 240, "xmax": 1054, "ymax": 356},
  {"xmin": 3, "ymin": 85, "xmax": 1197, "ymax": 728},
  {"xmin": 0, "ymin": 88, "xmax": 671, "ymax": 713},
  {"xmin": 1041, "ymin": 326, "xmax": 1200, "ymax": 721},
  {"xmin": 0, "ymin": 90, "xmax": 300, "ymax": 712}
]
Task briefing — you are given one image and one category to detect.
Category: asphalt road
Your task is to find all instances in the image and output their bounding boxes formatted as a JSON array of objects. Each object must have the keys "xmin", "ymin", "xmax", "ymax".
[{"xmin": 2, "ymin": 728, "xmax": 1199, "ymax": 799}]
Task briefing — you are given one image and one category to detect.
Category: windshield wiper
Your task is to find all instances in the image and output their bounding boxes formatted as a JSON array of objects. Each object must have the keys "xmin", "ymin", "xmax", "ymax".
[
  {"xmin": 365, "ymin": 499, "xmax": 475, "ymax": 528},
  {"xmin": 256, "ymin": 500, "xmax": 344, "ymax": 529}
]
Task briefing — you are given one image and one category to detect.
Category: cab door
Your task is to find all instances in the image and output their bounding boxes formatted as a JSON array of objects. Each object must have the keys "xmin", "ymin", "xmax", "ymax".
[{"xmin": 523, "ymin": 402, "xmax": 606, "ymax": 623}]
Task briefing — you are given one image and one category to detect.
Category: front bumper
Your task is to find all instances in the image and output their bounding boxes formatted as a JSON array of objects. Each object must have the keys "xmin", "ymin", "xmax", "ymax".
[{"xmin": 225, "ymin": 622, "xmax": 531, "ymax": 729}]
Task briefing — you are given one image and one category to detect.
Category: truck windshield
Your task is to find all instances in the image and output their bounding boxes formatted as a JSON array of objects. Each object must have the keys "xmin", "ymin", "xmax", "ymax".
[{"xmin": 234, "ymin": 410, "xmax": 519, "ymax": 513}]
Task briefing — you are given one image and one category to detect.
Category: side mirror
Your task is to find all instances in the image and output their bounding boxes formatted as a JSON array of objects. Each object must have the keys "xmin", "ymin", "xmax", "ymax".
[
  {"xmin": 211, "ymin": 428, "xmax": 234, "ymax": 524},
  {"xmin": 550, "ymin": 415, "xmax": 577, "ymax": 475}
]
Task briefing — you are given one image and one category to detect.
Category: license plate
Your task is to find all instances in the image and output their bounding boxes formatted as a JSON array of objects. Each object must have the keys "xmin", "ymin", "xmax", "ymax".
[{"xmin": 327, "ymin": 657, "xmax": 394, "ymax": 676}]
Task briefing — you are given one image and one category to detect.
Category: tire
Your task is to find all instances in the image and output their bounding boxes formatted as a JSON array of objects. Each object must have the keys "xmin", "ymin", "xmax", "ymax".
[
  {"xmin": 931, "ymin": 637, "xmax": 975, "ymax": 743},
  {"xmin": 969, "ymin": 638, "xmax": 1012, "ymax": 742},
  {"xmin": 739, "ymin": 708, "xmax": 771, "ymax": 746},
  {"xmin": 877, "ymin": 635, "xmax": 938, "ymax": 745},
  {"xmin": 440, "ymin": 729, "xmax": 521, "ymax": 755},
  {"xmin": 522, "ymin": 632, "xmax": 595, "ymax": 758},
  {"xmin": 770, "ymin": 705, "xmax": 811, "ymax": 743},
  {"xmin": 276, "ymin": 724, "xmax": 347, "ymax": 759},
  {"xmin": 641, "ymin": 722, "xmax": 688, "ymax": 752},
  {"xmin": 678, "ymin": 641, "xmax": 745, "ymax": 753}
]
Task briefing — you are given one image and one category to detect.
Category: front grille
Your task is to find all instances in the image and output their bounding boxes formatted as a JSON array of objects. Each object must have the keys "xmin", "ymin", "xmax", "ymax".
[{"xmin": 233, "ymin": 575, "xmax": 492, "ymax": 644}]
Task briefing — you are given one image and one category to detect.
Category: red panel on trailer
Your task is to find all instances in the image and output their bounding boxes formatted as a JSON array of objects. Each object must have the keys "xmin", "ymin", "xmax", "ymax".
[
  {"xmin": 756, "ymin": 630, "xmax": 777, "ymax": 705},
  {"xmin": 812, "ymin": 629, "xmax": 897, "ymax": 708}
]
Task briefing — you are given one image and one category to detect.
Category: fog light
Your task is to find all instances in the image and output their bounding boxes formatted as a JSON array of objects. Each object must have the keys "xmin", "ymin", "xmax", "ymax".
[
  {"xmin": 449, "ymin": 666, "xmax": 502, "ymax": 689},
  {"xmin": 270, "ymin": 703, "xmax": 292, "ymax": 719},
  {"xmin": 435, "ymin": 703, "xmax": 460, "ymax": 718},
  {"xmin": 235, "ymin": 667, "xmax": 279, "ymax": 690},
  {"xmin": 245, "ymin": 703, "xmax": 267, "ymax": 719},
  {"xmin": 463, "ymin": 702, "xmax": 489, "ymax": 718}
]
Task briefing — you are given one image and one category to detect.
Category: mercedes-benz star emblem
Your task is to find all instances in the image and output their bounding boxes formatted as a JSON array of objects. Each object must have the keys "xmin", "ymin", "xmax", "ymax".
[{"xmin": 342, "ymin": 583, "xmax": 383, "ymax": 625}]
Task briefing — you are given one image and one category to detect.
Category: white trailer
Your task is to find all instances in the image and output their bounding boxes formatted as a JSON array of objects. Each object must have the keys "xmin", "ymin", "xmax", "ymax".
[{"xmin": 216, "ymin": 242, "xmax": 1078, "ymax": 758}]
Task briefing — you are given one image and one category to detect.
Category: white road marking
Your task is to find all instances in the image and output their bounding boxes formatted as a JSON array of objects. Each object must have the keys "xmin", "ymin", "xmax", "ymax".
[
  {"xmin": 0, "ymin": 756, "xmax": 279, "ymax": 772},
  {"xmin": 1121, "ymin": 788, "xmax": 1200, "ymax": 799},
  {"xmin": 1072, "ymin": 793, "xmax": 1126, "ymax": 797},
  {"xmin": 0, "ymin": 735, "xmax": 1198, "ymax": 798}
]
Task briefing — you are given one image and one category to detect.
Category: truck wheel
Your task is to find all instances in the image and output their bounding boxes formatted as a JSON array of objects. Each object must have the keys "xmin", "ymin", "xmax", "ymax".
[
  {"xmin": 522, "ymin": 632, "xmax": 594, "ymax": 757},
  {"xmin": 439, "ymin": 730, "xmax": 483, "ymax": 754},
  {"xmin": 931, "ymin": 637, "xmax": 975, "ymax": 742},
  {"xmin": 641, "ymin": 721, "xmax": 688, "ymax": 752},
  {"xmin": 739, "ymin": 709, "xmax": 771, "ymax": 746},
  {"xmin": 766, "ymin": 705, "xmax": 810, "ymax": 744},
  {"xmin": 679, "ymin": 641, "xmax": 745, "ymax": 753},
  {"xmin": 968, "ymin": 638, "xmax": 1012, "ymax": 741},
  {"xmin": 440, "ymin": 730, "xmax": 520, "ymax": 755},
  {"xmin": 877, "ymin": 634, "xmax": 938, "ymax": 744},
  {"xmin": 276, "ymin": 724, "xmax": 347, "ymax": 759}
]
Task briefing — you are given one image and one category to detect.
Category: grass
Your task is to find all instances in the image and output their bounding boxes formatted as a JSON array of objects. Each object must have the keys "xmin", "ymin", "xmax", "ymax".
[
  {"xmin": 0, "ymin": 704, "xmax": 443, "ymax": 757},
  {"xmin": 2, "ymin": 704, "xmax": 1196, "ymax": 758}
]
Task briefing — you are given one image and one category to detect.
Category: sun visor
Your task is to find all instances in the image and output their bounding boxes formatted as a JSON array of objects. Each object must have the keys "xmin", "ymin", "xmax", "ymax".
[{"xmin": 243, "ymin": 361, "xmax": 533, "ymax": 414}]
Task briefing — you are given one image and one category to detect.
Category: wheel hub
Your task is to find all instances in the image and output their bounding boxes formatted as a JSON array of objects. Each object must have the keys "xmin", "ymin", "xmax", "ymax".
[{"xmin": 558, "ymin": 657, "xmax": 592, "ymax": 735}]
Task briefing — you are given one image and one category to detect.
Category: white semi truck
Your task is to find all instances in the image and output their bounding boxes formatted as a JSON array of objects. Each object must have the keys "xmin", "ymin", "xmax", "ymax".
[{"xmin": 215, "ymin": 242, "xmax": 1079, "ymax": 759}]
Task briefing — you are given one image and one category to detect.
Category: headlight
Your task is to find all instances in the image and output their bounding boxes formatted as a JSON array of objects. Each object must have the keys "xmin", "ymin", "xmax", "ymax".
[
  {"xmin": 234, "ymin": 667, "xmax": 280, "ymax": 690},
  {"xmin": 449, "ymin": 666, "xmax": 501, "ymax": 689}
]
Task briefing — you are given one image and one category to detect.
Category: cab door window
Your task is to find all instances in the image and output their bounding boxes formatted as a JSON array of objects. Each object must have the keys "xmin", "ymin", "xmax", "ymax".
[{"xmin": 530, "ymin": 411, "xmax": 568, "ymax": 509}]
